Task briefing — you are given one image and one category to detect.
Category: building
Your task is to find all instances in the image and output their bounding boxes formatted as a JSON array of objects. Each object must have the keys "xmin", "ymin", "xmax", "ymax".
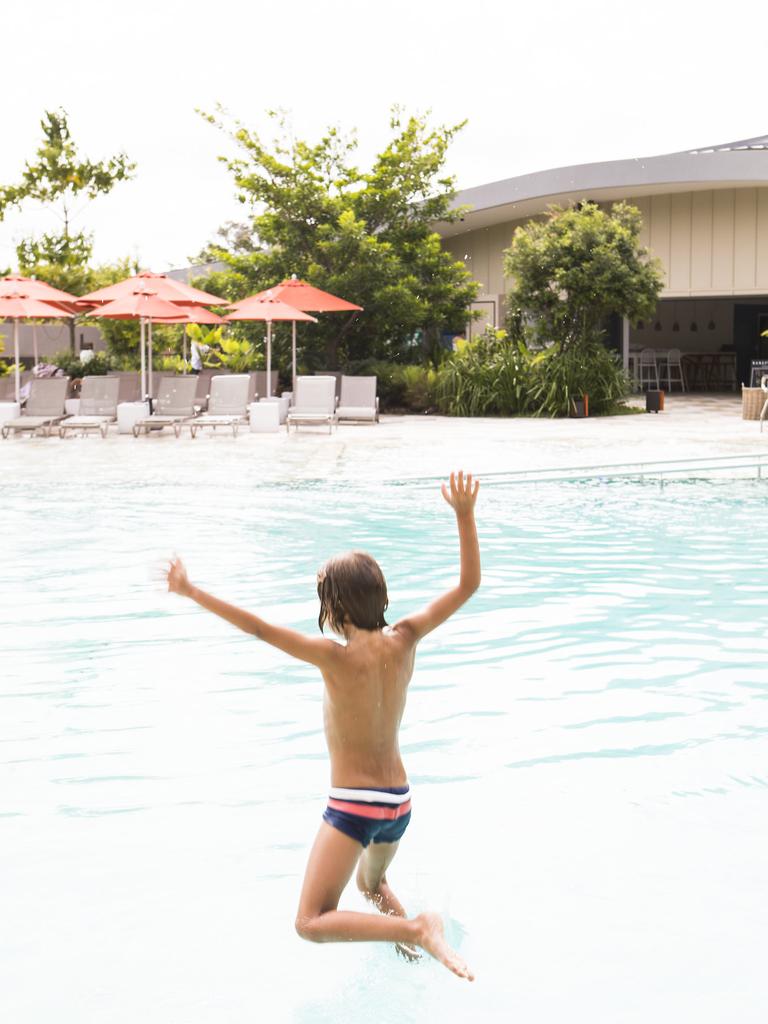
[{"xmin": 437, "ymin": 135, "xmax": 768, "ymax": 386}]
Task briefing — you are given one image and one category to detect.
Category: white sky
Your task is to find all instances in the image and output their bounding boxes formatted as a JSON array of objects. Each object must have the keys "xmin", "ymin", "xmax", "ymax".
[{"xmin": 2, "ymin": 0, "xmax": 766, "ymax": 272}]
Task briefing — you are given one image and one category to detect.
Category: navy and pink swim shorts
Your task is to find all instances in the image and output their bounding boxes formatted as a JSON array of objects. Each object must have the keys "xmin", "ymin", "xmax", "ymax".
[{"xmin": 323, "ymin": 784, "xmax": 412, "ymax": 847}]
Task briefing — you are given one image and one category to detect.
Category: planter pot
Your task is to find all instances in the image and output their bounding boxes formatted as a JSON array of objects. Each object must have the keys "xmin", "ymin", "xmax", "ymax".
[
  {"xmin": 646, "ymin": 390, "xmax": 665, "ymax": 413},
  {"xmin": 569, "ymin": 394, "xmax": 589, "ymax": 418},
  {"xmin": 741, "ymin": 386, "xmax": 764, "ymax": 420}
]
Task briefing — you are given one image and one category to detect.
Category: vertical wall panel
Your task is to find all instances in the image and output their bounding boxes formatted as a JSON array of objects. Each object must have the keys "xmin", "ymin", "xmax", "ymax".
[
  {"xmin": 633, "ymin": 197, "xmax": 651, "ymax": 250},
  {"xmin": 711, "ymin": 189, "xmax": 735, "ymax": 291},
  {"xmin": 669, "ymin": 193, "xmax": 692, "ymax": 291},
  {"xmin": 734, "ymin": 188, "xmax": 757, "ymax": 290},
  {"xmin": 690, "ymin": 191, "xmax": 714, "ymax": 291},
  {"xmin": 649, "ymin": 195, "xmax": 671, "ymax": 288},
  {"xmin": 757, "ymin": 190, "xmax": 768, "ymax": 290}
]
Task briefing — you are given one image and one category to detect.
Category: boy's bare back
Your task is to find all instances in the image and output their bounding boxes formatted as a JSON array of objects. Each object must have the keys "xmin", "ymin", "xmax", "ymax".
[{"xmin": 320, "ymin": 624, "xmax": 416, "ymax": 789}]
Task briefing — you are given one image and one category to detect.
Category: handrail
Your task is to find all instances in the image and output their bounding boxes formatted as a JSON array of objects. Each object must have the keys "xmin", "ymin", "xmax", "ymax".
[{"xmin": 398, "ymin": 452, "xmax": 768, "ymax": 486}]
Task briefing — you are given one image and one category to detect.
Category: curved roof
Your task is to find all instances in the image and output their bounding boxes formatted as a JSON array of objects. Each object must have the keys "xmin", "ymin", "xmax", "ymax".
[{"xmin": 439, "ymin": 135, "xmax": 768, "ymax": 237}]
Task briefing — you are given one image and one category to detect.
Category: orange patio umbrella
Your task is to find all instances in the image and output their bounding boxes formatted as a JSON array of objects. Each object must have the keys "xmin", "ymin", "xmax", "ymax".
[
  {"xmin": 152, "ymin": 303, "xmax": 227, "ymax": 365},
  {"xmin": 225, "ymin": 292, "xmax": 317, "ymax": 397},
  {"xmin": 0, "ymin": 276, "xmax": 81, "ymax": 365},
  {"xmin": 0, "ymin": 293, "xmax": 74, "ymax": 402},
  {"xmin": 77, "ymin": 270, "xmax": 227, "ymax": 308},
  {"xmin": 232, "ymin": 277, "xmax": 363, "ymax": 392},
  {"xmin": 92, "ymin": 290, "xmax": 188, "ymax": 399}
]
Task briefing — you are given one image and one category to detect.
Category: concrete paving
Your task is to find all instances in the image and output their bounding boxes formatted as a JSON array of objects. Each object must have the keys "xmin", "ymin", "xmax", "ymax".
[{"xmin": 0, "ymin": 393, "xmax": 764, "ymax": 484}]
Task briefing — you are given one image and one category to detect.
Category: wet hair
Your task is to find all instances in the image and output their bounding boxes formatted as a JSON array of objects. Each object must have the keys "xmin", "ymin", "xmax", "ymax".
[{"xmin": 317, "ymin": 551, "xmax": 389, "ymax": 635}]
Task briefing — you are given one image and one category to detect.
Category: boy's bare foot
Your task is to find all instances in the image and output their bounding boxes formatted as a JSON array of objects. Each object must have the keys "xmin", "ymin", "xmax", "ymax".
[{"xmin": 415, "ymin": 912, "xmax": 474, "ymax": 981}]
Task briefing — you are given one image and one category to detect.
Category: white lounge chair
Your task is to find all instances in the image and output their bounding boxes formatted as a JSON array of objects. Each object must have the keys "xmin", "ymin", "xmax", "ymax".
[
  {"xmin": 189, "ymin": 374, "xmax": 250, "ymax": 438},
  {"xmin": 1, "ymin": 377, "xmax": 69, "ymax": 438},
  {"xmin": 286, "ymin": 376, "xmax": 338, "ymax": 433},
  {"xmin": 133, "ymin": 376, "xmax": 198, "ymax": 438},
  {"xmin": 59, "ymin": 376, "xmax": 120, "ymax": 438},
  {"xmin": 336, "ymin": 375, "xmax": 379, "ymax": 423}
]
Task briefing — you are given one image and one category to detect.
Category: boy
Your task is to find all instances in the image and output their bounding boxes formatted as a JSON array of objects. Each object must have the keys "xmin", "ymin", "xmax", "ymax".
[{"xmin": 165, "ymin": 470, "xmax": 480, "ymax": 980}]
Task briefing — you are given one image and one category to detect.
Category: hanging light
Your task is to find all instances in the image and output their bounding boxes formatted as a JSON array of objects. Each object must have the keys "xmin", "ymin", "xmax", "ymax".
[
  {"xmin": 708, "ymin": 302, "xmax": 716, "ymax": 330},
  {"xmin": 654, "ymin": 320, "xmax": 662, "ymax": 331},
  {"xmin": 637, "ymin": 320, "xmax": 645, "ymax": 330},
  {"xmin": 690, "ymin": 300, "xmax": 698, "ymax": 331},
  {"xmin": 671, "ymin": 300, "xmax": 680, "ymax": 332}
]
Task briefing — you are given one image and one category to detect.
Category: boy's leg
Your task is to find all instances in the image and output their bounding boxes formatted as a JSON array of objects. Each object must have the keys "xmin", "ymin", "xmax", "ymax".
[
  {"xmin": 295, "ymin": 822, "xmax": 474, "ymax": 980},
  {"xmin": 356, "ymin": 840, "xmax": 407, "ymax": 917},
  {"xmin": 356, "ymin": 841, "xmax": 420, "ymax": 961}
]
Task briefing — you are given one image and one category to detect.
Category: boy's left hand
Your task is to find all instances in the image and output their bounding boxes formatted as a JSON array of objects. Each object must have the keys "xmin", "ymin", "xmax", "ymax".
[{"xmin": 166, "ymin": 557, "xmax": 192, "ymax": 597}]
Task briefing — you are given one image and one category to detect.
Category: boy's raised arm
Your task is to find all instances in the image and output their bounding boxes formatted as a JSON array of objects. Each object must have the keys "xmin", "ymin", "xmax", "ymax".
[
  {"xmin": 397, "ymin": 471, "xmax": 480, "ymax": 642},
  {"xmin": 164, "ymin": 558, "xmax": 337, "ymax": 668}
]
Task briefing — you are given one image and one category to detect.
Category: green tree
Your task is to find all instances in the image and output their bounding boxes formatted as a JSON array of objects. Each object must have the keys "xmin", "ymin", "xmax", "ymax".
[
  {"xmin": 195, "ymin": 108, "xmax": 478, "ymax": 368},
  {"xmin": 503, "ymin": 201, "xmax": 663, "ymax": 350},
  {"xmin": 0, "ymin": 109, "xmax": 136, "ymax": 349}
]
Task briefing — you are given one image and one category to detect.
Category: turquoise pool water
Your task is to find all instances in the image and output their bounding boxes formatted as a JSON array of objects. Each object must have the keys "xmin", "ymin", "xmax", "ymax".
[{"xmin": 2, "ymin": 471, "xmax": 767, "ymax": 1022}]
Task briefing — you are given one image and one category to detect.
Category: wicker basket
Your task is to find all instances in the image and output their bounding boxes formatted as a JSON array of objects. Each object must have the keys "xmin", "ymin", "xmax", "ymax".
[{"xmin": 741, "ymin": 386, "xmax": 765, "ymax": 420}]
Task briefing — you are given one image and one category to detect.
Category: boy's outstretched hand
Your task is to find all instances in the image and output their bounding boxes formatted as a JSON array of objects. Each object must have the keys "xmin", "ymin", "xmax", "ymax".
[
  {"xmin": 441, "ymin": 470, "xmax": 479, "ymax": 516},
  {"xmin": 165, "ymin": 557, "xmax": 193, "ymax": 597}
]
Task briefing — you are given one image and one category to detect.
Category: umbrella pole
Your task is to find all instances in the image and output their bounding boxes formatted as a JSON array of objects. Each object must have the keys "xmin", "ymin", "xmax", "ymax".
[
  {"xmin": 32, "ymin": 323, "xmax": 38, "ymax": 368},
  {"xmin": 182, "ymin": 324, "xmax": 187, "ymax": 367},
  {"xmin": 148, "ymin": 320, "xmax": 154, "ymax": 398},
  {"xmin": 266, "ymin": 321, "xmax": 272, "ymax": 398},
  {"xmin": 140, "ymin": 318, "xmax": 146, "ymax": 400},
  {"xmin": 13, "ymin": 319, "xmax": 20, "ymax": 404},
  {"xmin": 292, "ymin": 320, "xmax": 297, "ymax": 396}
]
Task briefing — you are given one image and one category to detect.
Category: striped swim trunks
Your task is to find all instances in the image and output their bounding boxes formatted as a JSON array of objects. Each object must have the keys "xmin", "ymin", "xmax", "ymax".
[{"xmin": 322, "ymin": 784, "xmax": 412, "ymax": 848}]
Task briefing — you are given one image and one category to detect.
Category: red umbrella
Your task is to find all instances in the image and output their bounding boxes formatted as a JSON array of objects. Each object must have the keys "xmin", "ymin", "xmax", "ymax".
[
  {"xmin": 92, "ymin": 290, "xmax": 188, "ymax": 399},
  {"xmin": 232, "ymin": 278, "xmax": 362, "ymax": 313},
  {"xmin": 0, "ymin": 293, "xmax": 74, "ymax": 402},
  {"xmin": 225, "ymin": 293, "xmax": 317, "ymax": 397},
  {"xmin": 77, "ymin": 270, "xmax": 227, "ymax": 308},
  {"xmin": 230, "ymin": 277, "xmax": 362, "ymax": 391},
  {"xmin": 152, "ymin": 304, "xmax": 227, "ymax": 365},
  {"xmin": 0, "ymin": 277, "xmax": 82, "ymax": 364}
]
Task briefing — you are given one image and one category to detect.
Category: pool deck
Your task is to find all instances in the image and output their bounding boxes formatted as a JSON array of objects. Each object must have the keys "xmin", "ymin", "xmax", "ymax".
[{"xmin": 1, "ymin": 393, "xmax": 765, "ymax": 482}]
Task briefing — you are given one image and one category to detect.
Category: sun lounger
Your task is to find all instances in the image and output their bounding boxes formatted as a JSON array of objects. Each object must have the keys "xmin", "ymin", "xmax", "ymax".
[
  {"xmin": 59, "ymin": 376, "xmax": 120, "ymax": 438},
  {"xmin": 107, "ymin": 371, "xmax": 141, "ymax": 403},
  {"xmin": 189, "ymin": 374, "xmax": 250, "ymax": 437},
  {"xmin": 286, "ymin": 375, "xmax": 338, "ymax": 433},
  {"xmin": 1, "ymin": 377, "xmax": 69, "ymax": 438},
  {"xmin": 336, "ymin": 375, "xmax": 379, "ymax": 423},
  {"xmin": 133, "ymin": 376, "xmax": 198, "ymax": 438},
  {"xmin": 253, "ymin": 370, "xmax": 279, "ymax": 399}
]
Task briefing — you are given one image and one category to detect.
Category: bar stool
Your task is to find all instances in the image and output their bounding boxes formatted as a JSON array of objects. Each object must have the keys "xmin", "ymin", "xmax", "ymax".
[
  {"xmin": 660, "ymin": 348, "xmax": 686, "ymax": 392},
  {"xmin": 638, "ymin": 348, "xmax": 660, "ymax": 391}
]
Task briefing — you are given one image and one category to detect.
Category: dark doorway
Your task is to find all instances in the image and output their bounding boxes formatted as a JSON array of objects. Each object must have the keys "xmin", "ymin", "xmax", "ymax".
[{"xmin": 733, "ymin": 303, "xmax": 768, "ymax": 384}]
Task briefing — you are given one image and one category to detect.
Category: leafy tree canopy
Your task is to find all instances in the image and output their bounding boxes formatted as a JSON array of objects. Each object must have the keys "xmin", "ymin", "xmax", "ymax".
[
  {"xmin": 0, "ymin": 109, "xmax": 135, "ymax": 302},
  {"xmin": 503, "ymin": 201, "xmax": 663, "ymax": 351},
  {"xmin": 195, "ymin": 108, "xmax": 478, "ymax": 367}
]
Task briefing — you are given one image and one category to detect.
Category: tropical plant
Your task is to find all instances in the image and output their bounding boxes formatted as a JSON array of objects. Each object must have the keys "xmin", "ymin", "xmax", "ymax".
[
  {"xmin": 525, "ymin": 341, "xmax": 630, "ymax": 417},
  {"xmin": 435, "ymin": 328, "xmax": 533, "ymax": 416},
  {"xmin": 432, "ymin": 325, "xmax": 631, "ymax": 417},
  {"xmin": 195, "ymin": 326, "xmax": 260, "ymax": 372},
  {"xmin": 194, "ymin": 107, "xmax": 478, "ymax": 368},
  {"xmin": 159, "ymin": 354, "xmax": 192, "ymax": 373}
]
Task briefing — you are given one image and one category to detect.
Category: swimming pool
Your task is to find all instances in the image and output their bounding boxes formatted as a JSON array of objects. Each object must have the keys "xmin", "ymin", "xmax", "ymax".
[{"xmin": 2, "ymin": 462, "xmax": 767, "ymax": 1022}]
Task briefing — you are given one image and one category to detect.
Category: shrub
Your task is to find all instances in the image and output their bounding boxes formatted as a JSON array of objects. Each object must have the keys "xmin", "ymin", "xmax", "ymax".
[
  {"xmin": 49, "ymin": 350, "xmax": 111, "ymax": 377},
  {"xmin": 526, "ymin": 340, "xmax": 629, "ymax": 417},
  {"xmin": 434, "ymin": 327, "xmax": 630, "ymax": 417},
  {"xmin": 343, "ymin": 359, "xmax": 436, "ymax": 412},
  {"xmin": 435, "ymin": 328, "xmax": 533, "ymax": 416}
]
